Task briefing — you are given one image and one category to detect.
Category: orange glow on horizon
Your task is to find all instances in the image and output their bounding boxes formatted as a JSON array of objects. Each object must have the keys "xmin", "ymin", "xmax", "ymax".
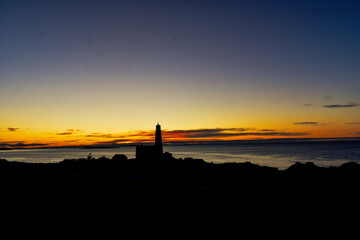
[{"xmin": 1, "ymin": 124, "xmax": 359, "ymax": 149}]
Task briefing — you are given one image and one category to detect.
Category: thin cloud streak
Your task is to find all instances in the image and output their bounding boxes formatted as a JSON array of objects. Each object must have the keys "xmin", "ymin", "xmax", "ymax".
[
  {"xmin": 259, "ymin": 129, "xmax": 276, "ymax": 132},
  {"xmin": 84, "ymin": 133, "xmax": 135, "ymax": 139},
  {"xmin": 164, "ymin": 128, "xmax": 251, "ymax": 138},
  {"xmin": 293, "ymin": 122, "xmax": 319, "ymax": 125},
  {"xmin": 162, "ymin": 128, "xmax": 309, "ymax": 139},
  {"xmin": 323, "ymin": 102, "xmax": 359, "ymax": 108},
  {"xmin": 56, "ymin": 129, "xmax": 81, "ymax": 135},
  {"xmin": 0, "ymin": 141, "xmax": 47, "ymax": 148},
  {"xmin": 57, "ymin": 132, "xmax": 74, "ymax": 135}
]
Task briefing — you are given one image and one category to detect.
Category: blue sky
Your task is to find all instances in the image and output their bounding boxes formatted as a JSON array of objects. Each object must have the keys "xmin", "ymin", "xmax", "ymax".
[{"xmin": 0, "ymin": 0, "xmax": 359, "ymax": 146}]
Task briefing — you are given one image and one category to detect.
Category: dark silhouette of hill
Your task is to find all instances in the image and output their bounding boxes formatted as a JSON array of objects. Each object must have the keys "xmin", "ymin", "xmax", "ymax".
[{"xmin": 1, "ymin": 153, "xmax": 359, "ymax": 232}]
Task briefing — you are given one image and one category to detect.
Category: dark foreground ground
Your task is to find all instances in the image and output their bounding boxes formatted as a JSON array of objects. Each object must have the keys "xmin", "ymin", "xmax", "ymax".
[{"xmin": 1, "ymin": 153, "xmax": 359, "ymax": 234}]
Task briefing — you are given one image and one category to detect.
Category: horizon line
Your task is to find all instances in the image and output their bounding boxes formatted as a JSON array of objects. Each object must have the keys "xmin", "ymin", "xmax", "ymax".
[{"xmin": 1, "ymin": 137, "xmax": 360, "ymax": 150}]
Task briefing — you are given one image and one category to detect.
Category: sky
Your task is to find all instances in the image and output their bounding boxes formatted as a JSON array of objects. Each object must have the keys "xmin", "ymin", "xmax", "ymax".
[{"xmin": 1, "ymin": 0, "xmax": 360, "ymax": 148}]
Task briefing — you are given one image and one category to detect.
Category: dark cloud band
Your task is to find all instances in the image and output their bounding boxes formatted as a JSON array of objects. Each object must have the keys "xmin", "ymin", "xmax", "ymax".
[
  {"xmin": 293, "ymin": 122, "xmax": 319, "ymax": 125},
  {"xmin": 323, "ymin": 103, "xmax": 358, "ymax": 108},
  {"xmin": 0, "ymin": 141, "xmax": 47, "ymax": 148},
  {"xmin": 164, "ymin": 128, "xmax": 309, "ymax": 138}
]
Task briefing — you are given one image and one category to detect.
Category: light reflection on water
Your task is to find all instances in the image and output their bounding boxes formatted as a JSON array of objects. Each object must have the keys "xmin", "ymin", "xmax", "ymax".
[{"xmin": 0, "ymin": 142, "xmax": 359, "ymax": 170}]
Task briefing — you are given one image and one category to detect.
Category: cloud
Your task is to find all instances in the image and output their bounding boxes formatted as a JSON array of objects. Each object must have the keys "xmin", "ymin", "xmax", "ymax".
[
  {"xmin": 163, "ymin": 128, "xmax": 250, "ymax": 138},
  {"xmin": 57, "ymin": 132, "xmax": 73, "ymax": 135},
  {"xmin": 0, "ymin": 141, "xmax": 47, "ymax": 148},
  {"xmin": 323, "ymin": 102, "xmax": 359, "ymax": 108},
  {"xmin": 293, "ymin": 122, "xmax": 319, "ymax": 125},
  {"xmin": 67, "ymin": 129, "xmax": 81, "ymax": 132},
  {"xmin": 56, "ymin": 129, "xmax": 81, "ymax": 135},
  {"xmin": 237, "ymin": 132, "xmax": 310, "ymax": 137},
  {"xmin": 84, "ymin": 133, "xmax": 129, "ymax": 138},
  {"xmin": 91, "ymin": 139, "xmax": 134, "ymax": 145},
  {"xmin": 302, "ymin": 104, "xmax": 313, "ymax": 107},
  {"xmin": 259, "ymin": 129, "xmax": 276, "ymax": 132},
  {"xmin": 347, "ymin": 122, "xmax": 360, "ymax": 125},
  {"xmin": 163, "ymin": 128, "xmax": 309, "ymax": 139},
  {"xmin": 85, "ymin": 133, "xmax": 114, "ymax": 138},
  {"xmin": 8, "ymin": 128, "xmax": 20, "ymax": 132},
  {"xmin": 63, "ymin": 139, "xmax": 80, "ymax": 143}
]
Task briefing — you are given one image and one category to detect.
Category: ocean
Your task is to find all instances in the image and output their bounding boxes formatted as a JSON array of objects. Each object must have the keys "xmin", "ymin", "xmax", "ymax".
[{"xmin": 1, "ymin": 141, "xmax": 360, "ymax": 170}]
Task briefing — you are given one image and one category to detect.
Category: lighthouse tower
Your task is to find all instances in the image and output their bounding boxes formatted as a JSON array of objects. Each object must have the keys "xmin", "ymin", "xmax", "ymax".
[{"xmin": 155, "ymin": 123, "xmax": 163, "ymax": 154}]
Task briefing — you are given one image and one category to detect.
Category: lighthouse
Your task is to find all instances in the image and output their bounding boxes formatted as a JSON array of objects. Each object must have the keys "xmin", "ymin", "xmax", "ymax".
[
  {"xmin": 135, "ymin": 123, "xmax": 163, "ymax": 160},
  {"xmin": 155, "ymin": 123, "xmax": 163, "ymax": 154}
]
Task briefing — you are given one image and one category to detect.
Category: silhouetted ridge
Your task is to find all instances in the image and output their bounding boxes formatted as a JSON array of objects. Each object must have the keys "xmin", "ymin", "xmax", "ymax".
[
  {"xmin": 1, "ymin": 154, "xmax": 359, "ymax": 225},
  {"xmin": 1, "ymin": 156, "xmax": 359, "ymax": 195}
]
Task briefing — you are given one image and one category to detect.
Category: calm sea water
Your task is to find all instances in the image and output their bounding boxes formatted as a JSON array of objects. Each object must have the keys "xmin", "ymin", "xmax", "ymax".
[{"xmin": 1, "ymin": 142, "xmax": 360, "ymax": 170}]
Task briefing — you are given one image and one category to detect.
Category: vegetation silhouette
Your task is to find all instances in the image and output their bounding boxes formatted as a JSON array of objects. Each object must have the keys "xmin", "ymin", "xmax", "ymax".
[{"xmin": 1, "ymin": 153, "xmax": 359, "ymax": 226}]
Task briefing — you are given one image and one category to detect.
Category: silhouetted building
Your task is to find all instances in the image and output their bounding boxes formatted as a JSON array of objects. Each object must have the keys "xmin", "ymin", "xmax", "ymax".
[
  {"xmin": 155, "ymin": 123, "xmax": 163, "ymax": 153},
  {"xmin": 136, "ymin": 124, "xmax": 163, "ymax": 160}
]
